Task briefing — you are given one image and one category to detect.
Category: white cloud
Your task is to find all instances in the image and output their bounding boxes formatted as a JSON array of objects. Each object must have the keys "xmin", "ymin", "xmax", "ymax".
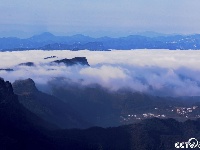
[
  {"xmin": 80, "ymin": 65, "xmax": 127, "ymax": 81},
  {"xmin": 0, "ymin": 50, "xmax": 200, "ymax": 96}
]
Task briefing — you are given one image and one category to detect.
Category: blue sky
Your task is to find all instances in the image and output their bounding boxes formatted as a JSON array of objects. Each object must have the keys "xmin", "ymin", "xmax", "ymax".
[{"xmin": 0, "ymin": 0, "xmax": 200, "ymax": 37}]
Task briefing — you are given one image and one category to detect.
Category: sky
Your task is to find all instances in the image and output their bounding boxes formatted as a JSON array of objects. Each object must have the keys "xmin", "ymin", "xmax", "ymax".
[
  {"xmin": 1, "ymin": 50, "xmax": 200, "ymax": 97},
  {"xmin": 0, "ymin": 0, "xmax": 200, "ymax": 38}
]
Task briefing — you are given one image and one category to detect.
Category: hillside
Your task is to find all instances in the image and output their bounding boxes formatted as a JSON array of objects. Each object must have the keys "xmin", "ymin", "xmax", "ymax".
[
  {"xmin": 1, "ymin": 77, "xmax": 200, "ymax": 150},
  {"xmin": 12, "ymin": 78, "xmax": 90, "ymax": 129}
]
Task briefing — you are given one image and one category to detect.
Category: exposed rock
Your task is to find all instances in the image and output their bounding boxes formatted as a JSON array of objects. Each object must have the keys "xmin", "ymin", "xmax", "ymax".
[
  {"xmin": 12, "ymin": 78, "xmax": 38, "ymax": 94},
  {"xmin": 44, "ymin": 56, "xmax": 57, "ymax": 59},
  {"xmin": 0, "ymin": 78, "xmax": 15, "ymax": 103},
  {"xmin": 52, "ymin": 57, "xmax": 90, "ymax": 66},
  {"xmin": 18, "ymin": 62, "xmax": 35, "ymax": 67}
]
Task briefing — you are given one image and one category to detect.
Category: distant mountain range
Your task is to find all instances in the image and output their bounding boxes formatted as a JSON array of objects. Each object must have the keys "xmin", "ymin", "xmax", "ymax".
[{"xmin": 1, "ymin": 32, "xmax": 200, "ymax": 50}]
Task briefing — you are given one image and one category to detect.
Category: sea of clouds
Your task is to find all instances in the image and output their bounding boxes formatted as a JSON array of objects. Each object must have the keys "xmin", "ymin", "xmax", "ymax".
[{"xmin": 0, "ymin": 50, "xmax": 200, "ymax": 96}]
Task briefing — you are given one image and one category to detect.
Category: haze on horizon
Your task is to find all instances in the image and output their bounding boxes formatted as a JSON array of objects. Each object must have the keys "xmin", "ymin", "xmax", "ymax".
[{"xmin": 0, "ymin": 0, "xmax": 200, "ymax": 38}]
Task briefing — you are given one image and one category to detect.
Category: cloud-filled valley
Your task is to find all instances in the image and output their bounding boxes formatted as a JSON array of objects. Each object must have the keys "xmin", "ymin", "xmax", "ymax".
[{"xmin": 0, "ymin": 50, "xmax": 200, "ymax": 96}]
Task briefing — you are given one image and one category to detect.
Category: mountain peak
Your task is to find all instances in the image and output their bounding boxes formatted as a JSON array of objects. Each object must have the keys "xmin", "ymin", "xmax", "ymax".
[
  {"xmin": 12, "ymin": 78, "xmax": 38, "ymax": 94},
  {"xmin": 52, "ymin": 57, "xmax": 90, "ymax": 66},
  {"xmin": 29, "ymin": 32, "xmax": 55, "ymax": 42},
  {"xmin": 0, "ymin": 78, "xmax": 14, "ymax": 99},
  {"xmin": 36, "ymin": 32, "xmax": 55, "ymax": 37}
]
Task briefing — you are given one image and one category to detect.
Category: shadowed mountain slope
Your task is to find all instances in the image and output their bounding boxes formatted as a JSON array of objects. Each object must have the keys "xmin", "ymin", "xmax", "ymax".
[
  {"xmin": 0, "ymin": 78, "xmax": 56, "ymax": 149},
  {"xmin": 1, "ymin": 77, "xmax": 200, "ymax": 149},
  {"xmin": 0, "ymin": 77, "xmax": 96, "ymax": 150},
  {"xmin": 12, "ymin": 78, "xmax": 90, "ymax": 129}
]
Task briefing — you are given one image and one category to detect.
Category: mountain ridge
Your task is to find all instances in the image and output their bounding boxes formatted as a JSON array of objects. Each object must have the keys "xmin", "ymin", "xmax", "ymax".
[{"xmin": 1, "ymin": 32, "xmax": 200, "ymax": 50}]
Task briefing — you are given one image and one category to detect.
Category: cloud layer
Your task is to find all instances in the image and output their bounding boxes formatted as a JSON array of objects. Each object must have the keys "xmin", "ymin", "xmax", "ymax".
[{"xmin": 0, "ymin": 50, "xmax": 200, "ymax": 96}]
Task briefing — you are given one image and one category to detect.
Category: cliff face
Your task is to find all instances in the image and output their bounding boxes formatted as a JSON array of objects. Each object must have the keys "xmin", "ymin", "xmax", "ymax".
[
  {"xmin": 0, "ymin": 78, "xmax": 19, "ymax": 114},
  {"xmin": 0, "ymin": 77, "xmax": 15, "ymax": 101},
  {"xmin": 12, "ymin": 78, "xmax": 38, "ymax": 94},
  {"xmin": 0, "ymin": 77, "xmax": 92, "ymax": 150},
  {"xmin": 12, "ymin": 78, "xmax": 90, "ymax": 129},
  {"xmin": 0, "ymin": 78, "xmax": 57, "ymax": 131},
  {"xmin": 0, "ymin": 78, "xmax": 44, "ymax": 149}
]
